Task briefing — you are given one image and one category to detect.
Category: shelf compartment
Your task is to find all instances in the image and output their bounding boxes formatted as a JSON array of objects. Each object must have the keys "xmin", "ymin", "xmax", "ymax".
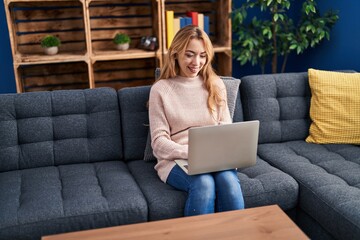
[
  {"xmin": 5, "ymin": 0, "xmax": 87, "ymax": 60},
  {"xmin": 163, "ymin": 0, "xmax": 231, "ymax": 49},
  {"xmin": 88, "ymin": 0, "xmax": 161, "ymax": 58},
  {"xmin": 93, "ymin": 58, "xmax": 157, "ymax": 89},
  {"xmin": 17, "ymin": 61, "xmax": 90, "ymax": 92}
]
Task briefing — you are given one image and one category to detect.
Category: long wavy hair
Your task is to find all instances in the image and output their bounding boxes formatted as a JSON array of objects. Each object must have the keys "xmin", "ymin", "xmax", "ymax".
[{"xmin": 157, "ymin": 25, "xmax": 224, "ymax": 114}]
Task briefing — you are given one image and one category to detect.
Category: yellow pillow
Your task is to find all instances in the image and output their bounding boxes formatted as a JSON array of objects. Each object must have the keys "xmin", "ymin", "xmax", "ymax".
[{"xmin": 306, "ymin": 69, "xmax": 360, "ymax": 144}]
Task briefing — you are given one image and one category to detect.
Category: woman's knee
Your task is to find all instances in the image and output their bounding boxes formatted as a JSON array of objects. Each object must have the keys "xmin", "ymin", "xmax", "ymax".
[
  {"xmin": 189, "ymin": 174, "xmax": 215, "ymax": 197},
  {"xmin": 215, "ymin": 170, "xmax": 241, "ymax": 192}
]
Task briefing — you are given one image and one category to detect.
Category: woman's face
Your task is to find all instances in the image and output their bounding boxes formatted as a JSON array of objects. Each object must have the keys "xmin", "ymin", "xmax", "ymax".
[{"xmin": 177, "ymin": 38, "xmax": 207, "ymax": 78}]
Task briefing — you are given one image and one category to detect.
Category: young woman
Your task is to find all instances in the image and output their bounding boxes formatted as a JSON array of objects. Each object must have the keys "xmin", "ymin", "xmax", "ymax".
[{"xmin": 148, "ymin": 25, "xmax": 244, "ymax": 216}]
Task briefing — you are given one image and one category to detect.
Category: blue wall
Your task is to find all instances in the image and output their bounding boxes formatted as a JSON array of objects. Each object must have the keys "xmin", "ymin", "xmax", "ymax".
[
  {"xmin": 232, "ymin": 0, "xmax": 360, "ymax": 78},
  {"xmin": 1, "ymin": 1, "xmax": 359, "ymax": 93},
  {"xmin": 0, "ymin": 0, "xmax": 15, "ymax": 93}
]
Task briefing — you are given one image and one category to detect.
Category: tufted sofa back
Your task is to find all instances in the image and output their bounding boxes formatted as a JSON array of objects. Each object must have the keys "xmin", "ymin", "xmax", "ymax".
[
  {"xmin": 240, "ymin": 72, "xmax": 311, "ymax": 144},
  {"xmin": 118, "ymin": 86, "xmax": 150, "ymax": 161},
  {"xmin": 0, "ymin": 88, "xmax": 122, "ymax": 172}
]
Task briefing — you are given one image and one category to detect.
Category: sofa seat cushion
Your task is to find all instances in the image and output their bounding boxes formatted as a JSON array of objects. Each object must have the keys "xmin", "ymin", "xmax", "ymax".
[
  {"xmin": 238, "ymin": 158, "xmax": 298, "ymax": 210},
  {"xmin": 0, "ymin": 161, "xmax": 148, "ymax": 240},
  {"xmin": 127, "ymin": 160, "xmax": 187, "ymax": 221},
  {"xmin": 127, "ymin": 158, "xmax": 298, "ymax": 220},
  {"xmin": 258, "ymin": 141, "xmax": 360, "ymax": 240}
]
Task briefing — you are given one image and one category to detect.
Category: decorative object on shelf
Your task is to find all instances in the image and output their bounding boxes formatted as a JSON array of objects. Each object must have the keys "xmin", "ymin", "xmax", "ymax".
[
  {"xmin": 139, "ymin": 36, "xmax": 158, "ymax": 51},
  {"xmin": 113, "ymin": 33, "xmax": 131, "ymax": 51},
  {"xmin": 40, "ymin": 35, "xmax": 61, "ymax": 55},
  {"xmin": 232, "ymin": 0, "xmax": 339, "ymax": 73}
]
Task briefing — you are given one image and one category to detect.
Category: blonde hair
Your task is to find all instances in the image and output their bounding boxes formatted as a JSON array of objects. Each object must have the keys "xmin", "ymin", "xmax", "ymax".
[{"xmin": 157, "ymin": 25, "xmax": 224, "ymax": 114}]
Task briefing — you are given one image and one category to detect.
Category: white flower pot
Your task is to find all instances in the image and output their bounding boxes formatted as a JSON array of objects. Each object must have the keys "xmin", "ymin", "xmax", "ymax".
[
  {"xmin": 116, "ymin": 43, "xmax": 129, "ymax": 51},
  {"xmin": 44, "ymin": 46, "xmax": 58, "ymax": 55}
]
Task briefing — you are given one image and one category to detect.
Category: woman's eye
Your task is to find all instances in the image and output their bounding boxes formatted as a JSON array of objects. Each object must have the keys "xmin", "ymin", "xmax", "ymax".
[
  {"xmin": 200, "ymin": 55, "xmax": 207, "ymax": 58},
  {"xmin": 186, "ymin": 54, "xmax": 193, "ymax": 58}
]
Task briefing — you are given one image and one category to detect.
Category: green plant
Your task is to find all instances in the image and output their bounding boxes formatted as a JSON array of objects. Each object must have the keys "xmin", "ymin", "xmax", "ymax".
[
  {"xmin": 232, "ymin": 0, "xmax": 339, "ymax": 73},
  {"xmin": 40, "ymin": 35, "xmax": 61, "ymax": 48},
  {"xmin": 113, "ymin": 33, "xmax": 131, "ymax": 44}
]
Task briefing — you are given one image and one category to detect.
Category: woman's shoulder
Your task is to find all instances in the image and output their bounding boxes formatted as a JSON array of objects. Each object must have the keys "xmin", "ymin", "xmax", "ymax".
[
  {"xmin": 152, "ymin": 78, "xmax": 172, "ymax": 90},
  {"xmin": 150, "ymin": 78, "xmax": 177, "ymax": 98},
  {"xmin": 213, "ymin": 76, "xmax": 226, "ymax": 89}
]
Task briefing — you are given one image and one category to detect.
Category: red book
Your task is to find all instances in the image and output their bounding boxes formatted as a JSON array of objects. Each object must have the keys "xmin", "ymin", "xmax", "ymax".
[{"xmin": 186, "ymin": 11, "xmax": 198, "ymax": 26}]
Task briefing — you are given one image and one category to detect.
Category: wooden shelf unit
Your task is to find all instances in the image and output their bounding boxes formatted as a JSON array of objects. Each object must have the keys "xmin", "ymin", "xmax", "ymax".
[{"xmin": 4, "ymin": 0, "xmax": 231, "ymax": 93}]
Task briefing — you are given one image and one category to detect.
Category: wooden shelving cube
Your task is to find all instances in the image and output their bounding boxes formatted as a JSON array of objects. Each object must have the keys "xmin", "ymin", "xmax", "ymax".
[
  {"xmin": 5, "ymin": 0, "xmax": 87, "ymax": 63},
  {"xmin": 162, "ymin": 0, "xmax": 231, "ymax": 76},
  {"xmin": 17, "ymin": 61, "xmax": 90, "ymax": 92},
  {"xmin": 93, "ymin": 58, "xmax": 157, "ymax": 89}
]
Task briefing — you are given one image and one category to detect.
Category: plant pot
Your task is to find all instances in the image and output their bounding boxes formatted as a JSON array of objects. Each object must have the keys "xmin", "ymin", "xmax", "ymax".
[
  {"xmin": 44, "ymin": 46, "xmax": 58, "ymax": 55},
  {"xmin": 116, "ymin": 43, "xmax": 129, "ymax": 51}
]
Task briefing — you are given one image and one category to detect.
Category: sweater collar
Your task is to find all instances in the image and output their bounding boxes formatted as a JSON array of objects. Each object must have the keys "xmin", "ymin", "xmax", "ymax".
[{"xmin": 173, "ymin": 75, "xmax": 204, "ymax": 87}]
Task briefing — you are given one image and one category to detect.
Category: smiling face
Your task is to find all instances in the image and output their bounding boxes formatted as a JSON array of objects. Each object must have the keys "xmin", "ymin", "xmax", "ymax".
[{"xmin": 177, "ymin": 38, "xmax": 207, "ymax": 78}]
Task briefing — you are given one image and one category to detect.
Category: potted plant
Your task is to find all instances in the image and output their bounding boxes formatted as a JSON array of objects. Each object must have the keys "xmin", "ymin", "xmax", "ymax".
[
  {"xmin": 113, "ymin": 33, "xmax": 131, "ymax": 50},
  {"xmin": 40, "ymin": 35, "xmax": 61, "ymax": 55},
  {"xmin": 232, "ymin": 0, "xmax": 339, "ymax": 73}
]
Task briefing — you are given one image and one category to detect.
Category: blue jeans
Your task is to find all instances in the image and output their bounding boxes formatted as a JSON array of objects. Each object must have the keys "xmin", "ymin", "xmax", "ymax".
[{"xmin": 166, "ymin": 165, "xmax": 245, "ymax": 216}]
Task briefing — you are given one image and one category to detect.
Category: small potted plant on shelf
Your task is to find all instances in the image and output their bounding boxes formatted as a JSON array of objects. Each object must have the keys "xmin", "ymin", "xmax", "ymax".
[
  {"xmin": 113, "ymin": 33, "xmax": 131, "ymax": 51},
  {"xmin": 40, "ymin": 35, "xmax": 61, "ymax": 55}
]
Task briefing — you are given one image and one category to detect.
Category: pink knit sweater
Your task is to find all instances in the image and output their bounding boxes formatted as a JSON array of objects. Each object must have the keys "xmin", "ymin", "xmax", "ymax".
[{"xmin": 148, "ymin": 75, "xmax": 232, "ymax": 182}]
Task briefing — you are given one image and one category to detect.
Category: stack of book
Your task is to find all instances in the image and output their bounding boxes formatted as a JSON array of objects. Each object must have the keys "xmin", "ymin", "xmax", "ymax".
[{"xmin": 166, "ymin": 11, "xmax": 210, "ymax": 49}]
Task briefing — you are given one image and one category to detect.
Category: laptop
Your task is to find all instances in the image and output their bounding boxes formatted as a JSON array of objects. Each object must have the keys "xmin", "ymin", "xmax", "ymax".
[{"xmin": 174, "ymin": 120, "xmax": 259, "ymax": 175}]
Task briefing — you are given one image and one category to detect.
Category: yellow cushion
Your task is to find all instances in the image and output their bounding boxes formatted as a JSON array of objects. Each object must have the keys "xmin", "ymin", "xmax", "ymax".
[{"xmin": 306, "ymin": 69, "xmax": 360, "ymax": 144}]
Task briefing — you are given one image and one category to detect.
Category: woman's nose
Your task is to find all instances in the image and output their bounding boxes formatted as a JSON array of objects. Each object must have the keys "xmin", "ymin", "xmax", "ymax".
[{"xmin": 192, "ymin": 56, "xmax": 200, "ymax": 65}]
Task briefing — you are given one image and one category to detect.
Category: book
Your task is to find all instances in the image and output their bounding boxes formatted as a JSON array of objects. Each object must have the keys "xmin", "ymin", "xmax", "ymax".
[
  {"xmin": 174, "ymin": 17, "xmax": 181, "ymax": 37},
  {"xmin": 203, "ymin": 15, "xmax": 209, "ymax": 35},
  {"xmin": 180, "ymin": 17, "xmax": 186, "ymax": 28},
  {"xmin": 198, "ymin": 13, "xmax": 204, "ymax": 31},
  {"xmin": 186, "ymin": 11, "xmax": 198, "ymax": 26},
  {"xmin": 184, "ymin": 17, "xmax": 192, "ymax": 26},
  {"xmin": 166, "ymin": 10, "xmax": 174, "ymax": 48}
]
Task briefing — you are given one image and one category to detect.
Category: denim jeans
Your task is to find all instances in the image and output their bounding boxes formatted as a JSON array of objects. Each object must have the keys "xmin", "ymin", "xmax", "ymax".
[{"xmin": 166, "ymin": 165, "xmax": 245, "ymax": 216}]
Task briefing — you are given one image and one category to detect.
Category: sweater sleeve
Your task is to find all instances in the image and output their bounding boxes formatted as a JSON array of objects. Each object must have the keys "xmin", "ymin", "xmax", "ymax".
[{"xmin": 148, "ymin": 83, "xmax": 188, "ymax": 160}]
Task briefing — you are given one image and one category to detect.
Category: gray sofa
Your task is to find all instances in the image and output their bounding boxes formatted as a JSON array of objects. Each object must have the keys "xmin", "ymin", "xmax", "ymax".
[
  {"xmin": 240, "ymin": 72, "xmax": 360, "ymax": 240},
  {"xmin": 0, "ymin": 72, "xmax": 358, "ymax": 240}
]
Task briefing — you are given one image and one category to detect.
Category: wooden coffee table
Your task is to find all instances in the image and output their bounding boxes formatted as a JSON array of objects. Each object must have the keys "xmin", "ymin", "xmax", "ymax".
[{"xmin": 42, "ymin": 205, "xmax": 308, "ymax": 240}]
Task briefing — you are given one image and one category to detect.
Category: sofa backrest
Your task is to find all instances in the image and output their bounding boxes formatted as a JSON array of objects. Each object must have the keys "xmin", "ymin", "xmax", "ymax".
[
  {"xmin": 240, "ymin": 72, "xmax": 311, "ymax": 144},
  {"xmin": 118, "ymin": 86, "xmax": 150, "ymax": 161},
  {"xmin": 0, "ymin": 87, "xmax": 122, "ymax": 172}
]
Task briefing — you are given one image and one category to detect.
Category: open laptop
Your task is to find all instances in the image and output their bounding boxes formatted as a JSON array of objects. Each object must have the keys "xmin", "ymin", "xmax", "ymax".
[{"xmin": 174, "ymin": 120, "xmax": 259, "ymax": 175}]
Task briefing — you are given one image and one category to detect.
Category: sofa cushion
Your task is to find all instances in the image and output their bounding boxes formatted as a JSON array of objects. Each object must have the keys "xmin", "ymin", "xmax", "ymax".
[
  {"xmin": 0, "ymin": 161, "xmax": 148, "ymax": 240},
  {"xmin": 127, "ymin": 160, "xmax": 187, "ymax": 221},
  {"xmin": 258, "ymin": 141, "xmax": 360, "ymax": 240},
  {"xmin": 118, "ymin": 86, "xmax": 151, "ymax": 161},
  {"xmin": 306, "ymin": 69, "xmax": 360, "ymax": 144},
  {"xmin": 127, "ymin": 157, "xmax": 298, "ymax": 221},
  {"xmin": 240, "ymin": 72, "xmax": 311, "ymax": 144},
  {"xmin": 238, "ymin": 157, "xmax": 298, "ymax": 211},
  {"xmin": 0, "ymin": 88, "xmax": 122, "ymax": 172}
]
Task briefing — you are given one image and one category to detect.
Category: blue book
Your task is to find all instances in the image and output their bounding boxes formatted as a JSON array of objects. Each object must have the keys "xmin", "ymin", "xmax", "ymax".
[
  {"xmin": 204, "ymin": 15, "xmax": 209, "ymax": 35},
  {"xmin": 180, "ymin": 17, "xmax": 186, "ymax": 28},
  {"xmin": 184, "ymin": 17, "xmax": 192, "ymax": 26}
]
